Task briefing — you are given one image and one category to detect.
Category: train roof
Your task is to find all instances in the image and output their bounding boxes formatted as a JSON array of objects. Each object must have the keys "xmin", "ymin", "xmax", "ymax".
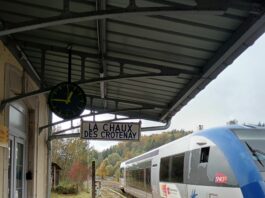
[{"xmin": 122, "ymin": 125, "xmax": 265, "ymax": 165}]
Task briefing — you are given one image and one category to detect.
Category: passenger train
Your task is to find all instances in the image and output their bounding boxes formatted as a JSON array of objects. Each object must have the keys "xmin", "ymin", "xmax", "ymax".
[{"xmin": 120, "ymin": 126, "xmax": 265, "ymax": 198}]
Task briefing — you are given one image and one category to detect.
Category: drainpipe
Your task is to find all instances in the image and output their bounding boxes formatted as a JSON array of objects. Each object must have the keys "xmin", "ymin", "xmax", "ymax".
[{"xmin": 141, "ymin": 119, "xmax": 171, "ymax": 132}]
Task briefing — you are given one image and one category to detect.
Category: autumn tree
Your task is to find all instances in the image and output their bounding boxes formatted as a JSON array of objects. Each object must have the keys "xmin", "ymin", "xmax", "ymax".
[
  {"xmin": 68, "ymin": 161, "xmax": 89, "ymax": 189},
  {"xmin": 52, "ymin": 132, "xmax": 98, "ymax": 184},
  {"xmin": 97, "ymin": 160, "xmax": 107, "ymax": 179}
]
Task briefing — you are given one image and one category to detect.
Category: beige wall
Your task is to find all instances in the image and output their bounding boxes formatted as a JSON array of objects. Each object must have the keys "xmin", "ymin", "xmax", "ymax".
[{"xmin": 0, "ymin": 41, "xmax": 49, "ymax": 198}]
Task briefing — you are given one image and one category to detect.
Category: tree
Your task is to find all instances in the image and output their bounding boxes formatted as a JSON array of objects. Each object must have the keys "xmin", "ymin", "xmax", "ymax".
[
  {"xmin": 68, "ymin": 161, "xmax": 89, "ymax": 189},
  {"xmin": 107, "ymin": 153, "xmax": 121, "ymax": 167},
  {"xmin": 226, "ymin": 119, "xmax": 238, "ymax": 125},
  {"xmin": 105, "ymin": 164, "xmax": 114, "ymax": 176},
  {"xmin": 97, "ymin": 160, "xmax": 107, "ymax": 179}
]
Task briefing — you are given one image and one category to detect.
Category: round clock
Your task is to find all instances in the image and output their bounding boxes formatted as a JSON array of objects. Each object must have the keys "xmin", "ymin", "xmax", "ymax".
[{"xmin": 48, "ymin": 82, "xmax": 87, "ymax": 119}]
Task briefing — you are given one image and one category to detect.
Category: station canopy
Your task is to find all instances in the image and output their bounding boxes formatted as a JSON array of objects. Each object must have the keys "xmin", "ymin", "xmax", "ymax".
[{"xmin": 0, "ymin": 0, "xmax": 265, "ymax": 126}]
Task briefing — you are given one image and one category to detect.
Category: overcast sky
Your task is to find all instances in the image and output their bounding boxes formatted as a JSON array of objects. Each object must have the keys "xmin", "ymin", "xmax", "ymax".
[{"xmin": 54, "ymin": 33, "xmax": 265, "ymax": 151}]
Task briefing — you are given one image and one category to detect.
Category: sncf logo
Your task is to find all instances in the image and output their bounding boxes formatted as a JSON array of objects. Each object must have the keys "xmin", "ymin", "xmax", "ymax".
[
  {"xmin": 161, "ymin": 184, "xmax": 170, "ymax": 197},
  {"xmin": 215, "ymin": 172, "xmax": 228, "ymax": 184}
]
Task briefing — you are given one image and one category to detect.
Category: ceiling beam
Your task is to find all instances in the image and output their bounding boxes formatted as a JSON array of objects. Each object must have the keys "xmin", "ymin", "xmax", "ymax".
[
  {"xmin": 96, "ymin": 0, "xmax": 107, "ymax": 104},
  {"xmin": 0, "ymin": 5, "xmax": 226, "ymax": 37},
  {"xmin": 20, "ymin": 41, "xmax": 200, "ymax": 75},
  {"xmin": 0, "ymin": 72, "xmax": 181, "ymax": 111},
  {"xmin": 1, "ymin": 37, "xmax": 43, "ymax": 87},
  {"xmin": 86, "ymin": 94, "xmax": 168, "ymax": 109}
]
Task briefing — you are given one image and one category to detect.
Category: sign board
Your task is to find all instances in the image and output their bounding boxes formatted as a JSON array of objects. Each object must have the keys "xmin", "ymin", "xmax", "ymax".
[
  {"xmin": 81, "ymin": 121, "xmax": 141, "ymax": 141},
  {"xmin": 0, "ymin": 125, "xmax": 9, "ymax": 148}
]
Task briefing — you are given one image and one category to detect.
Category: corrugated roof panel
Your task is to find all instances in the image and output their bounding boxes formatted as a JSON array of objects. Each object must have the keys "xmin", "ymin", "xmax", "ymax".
[
  {"xmin": 107, "ymin": 33, "xmax": 212, "ymax": 59},
  {"xmin": 107, "ymin": 20, "xmax": 219, "ymax": 51},
  {"xmin": 107, "ymin": 51, "xmax": 203, "ymax": 73},
  {"xmin": 0, "ymin": 0, "xmax": 61, "ymax": 18},
  {"xmin": 0, "ymin": 0, "xmax": 264, "ymax": 124},
  {"xmin": 110, "ymin": 16, "xmax": 231, "ymax": 41}
]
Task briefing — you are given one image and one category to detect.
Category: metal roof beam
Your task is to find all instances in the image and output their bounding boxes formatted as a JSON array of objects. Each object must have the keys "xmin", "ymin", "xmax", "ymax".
[
  {"xmin": 96, "ymin": 0, "xmax": 107, "ymax": 104},
  {"xmin": 0, "ymin": 5, "xmax": 226, "ymax": 37},
  {"xmin": 86, "ymin": 94, "xmax": 167, "ymax": 109},
  {"xmin": 1, "ymin": 37, "xmax": 44, "ymax": 87},
  {"xmin": 0, "ymin": 72, "xmax": 180, "ymax": 111},
  {"xmin": 20, "ymin": 41, "xmax": 199, "ymax": 75},
  {"xmin": 48, "ymin": 119, "xmax": 171, "ymax": 139},
  {"xmin": 40, "ymin": 107, "xmax": 156, "ymax": 134}
]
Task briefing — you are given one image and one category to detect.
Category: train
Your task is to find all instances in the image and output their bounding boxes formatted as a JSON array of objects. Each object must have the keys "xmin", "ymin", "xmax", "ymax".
[{"xmin": 119, "ymin": 125, "xmax": 265, "ymax": 198}]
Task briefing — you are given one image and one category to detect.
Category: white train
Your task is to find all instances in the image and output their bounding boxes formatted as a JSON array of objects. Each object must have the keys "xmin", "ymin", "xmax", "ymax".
[{"xmin": 120, "ymin": 126, "xmax": 265, "ymax": 198}]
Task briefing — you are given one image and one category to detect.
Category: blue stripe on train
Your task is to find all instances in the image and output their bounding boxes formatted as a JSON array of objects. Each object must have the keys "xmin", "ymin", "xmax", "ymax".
[
  {"xmin": 241, "ymin": 181, "xmax": 265, "ymax": 198},
  {"xmin": 197, "ymin": 127, "xmax": 265, "ymax": 198}
]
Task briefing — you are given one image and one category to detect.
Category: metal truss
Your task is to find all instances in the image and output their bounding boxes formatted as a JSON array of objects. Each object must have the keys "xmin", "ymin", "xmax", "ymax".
[
  {"xmin": 37, "ymin": 106, "xmax": 171, "ymax": 140},
  {"xmin": 47, "ymin": 117, "xmax": 171, "ymax": 141},
  {"xmin": 0, "ymin": 67, "xmax": 195, "ymax": 111},
  {"xmin": 0, "ymin": 0, "xmax": 227, "ymax": 37}
]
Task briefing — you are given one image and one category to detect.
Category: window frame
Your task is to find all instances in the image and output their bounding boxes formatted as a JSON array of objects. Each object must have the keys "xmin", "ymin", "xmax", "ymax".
[{"xmin": 159, "ymin": 153, "xmax": 185, "ymax": 183}]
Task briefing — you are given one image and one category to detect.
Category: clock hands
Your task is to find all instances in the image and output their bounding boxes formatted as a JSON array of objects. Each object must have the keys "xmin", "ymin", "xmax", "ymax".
[
  {"xmin": 51, "ymin": 98, "xmax": 67, "ymax": 103},
  {"xmin": 66, "ymin": 91, "xmax": 73, "ymax": 104},
  {"xmin": 52, "ymin": 91, "xmax": 74, "ymax": 104}
]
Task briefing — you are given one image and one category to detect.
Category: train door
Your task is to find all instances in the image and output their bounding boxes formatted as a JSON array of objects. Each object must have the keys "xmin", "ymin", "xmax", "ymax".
[
  {"xmin": 158, "ymin": 153, "xmax": 188, "ymax": 198},
  {"xmin": 151, "ymin": 156, "xmax": 160, "ymax": 197}
]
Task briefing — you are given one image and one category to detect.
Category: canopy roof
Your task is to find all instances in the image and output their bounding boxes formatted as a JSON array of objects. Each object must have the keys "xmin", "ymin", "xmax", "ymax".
[{"xmin": 0, "ymin": 0, "xmax": 265, "ymax": 124}]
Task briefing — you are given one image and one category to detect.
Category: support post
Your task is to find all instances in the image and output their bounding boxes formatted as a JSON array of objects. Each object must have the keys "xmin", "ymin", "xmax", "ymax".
[{"xmin": 92, "ymin": 161, "xmax": 96, "ymax": 198}]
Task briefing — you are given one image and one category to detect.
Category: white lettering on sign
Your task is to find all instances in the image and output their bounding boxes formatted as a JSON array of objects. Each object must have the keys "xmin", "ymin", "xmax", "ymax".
[{"xmin": 80, "ymin": 121, "xmax": 141, "ymax": 141}]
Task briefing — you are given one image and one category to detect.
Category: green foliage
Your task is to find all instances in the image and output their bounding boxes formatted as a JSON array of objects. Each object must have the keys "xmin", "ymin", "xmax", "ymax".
[
  {"xmin": 52, "ymin": 131, "xmax": 99, "ymax": 185},
  {"xmin": 105, "ymin": 164, "xmax": 114, "ymax": 176},
  {"xmin": 107, "ymin": 153, "xmax": 121, "ymax": 166},
  {"xmin": 53, "ymin": 185, "xmax": 78, "ymax": 195},
  {"xmin": 114, "ymin": 168, "xmax": 120, "ymax": 181},
  {"xmin": 98, "ymin": 129, "xmax": 191, "ymax": 178},
  {"xmin": 52, "ymin": 128, "xmax": 191, "ymax": 183}
]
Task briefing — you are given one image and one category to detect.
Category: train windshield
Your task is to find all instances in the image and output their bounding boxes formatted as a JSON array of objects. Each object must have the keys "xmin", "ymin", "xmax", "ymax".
[{"xmin": 233, "ymin": 129, "xmax": 265, "ymax": 172}]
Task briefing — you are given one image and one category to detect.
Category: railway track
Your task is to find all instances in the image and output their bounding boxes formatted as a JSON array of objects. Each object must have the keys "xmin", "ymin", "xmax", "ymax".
[
  {"xmin": 101, "ymin": 187, "xmax": 127, "ymax": 198},
  {"xmin": 99, "ymin": 180, "xmax": 134, "ymax": 198}
]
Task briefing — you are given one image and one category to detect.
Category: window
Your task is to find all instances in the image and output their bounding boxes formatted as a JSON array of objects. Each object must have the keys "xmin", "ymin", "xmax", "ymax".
[
  {"xmin": 200, "ymin": 147, "xmax": 210, "ymax": 163},
  {"xmin": 120, "ymin": 168, "xmax": 124, "ymax": 178},
  {"xmin": 146, "ymin": 168, "xmax": 151, "ymax": 192},
  {"xmin": 160, "ymin": 157, "xmax": 170, "ymax": 182},
  {"xmin": 160, "ymin": 154, "xmax": 185, "ymax": 183},
  {"xmin": 125, "ymin": 161, "xmax": 152, "ymax": 192},
  {"xmin": 171, "ymin": 155, "xmax": 184, "ymax": 183}
]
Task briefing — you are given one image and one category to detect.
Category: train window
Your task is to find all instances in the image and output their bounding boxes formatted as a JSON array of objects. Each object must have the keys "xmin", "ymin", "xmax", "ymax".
[
  {"xmin": 200, "ymin": 147, "xmax": 210, "ymax": 163},
  {"xmin": 146, "ymin": 167, "xmax": 152, "ymax": 192},
  {"xmin": 171, "ymin": 154, "xmax": 184, "ymax": 183},
  {"xmin": 120, "ymin": 168, "xmax": 124, "ymax": 178},
  {"xmin": 160, "ymin": 157, "xmax": 170, "ymax": 182},
  {"xmin": 160, "ymin": 154, "xmax": 185, "ymax": 183},
  {"xmin": 126, "ymin": 161, "xmax": 152, "ymax": 192}
]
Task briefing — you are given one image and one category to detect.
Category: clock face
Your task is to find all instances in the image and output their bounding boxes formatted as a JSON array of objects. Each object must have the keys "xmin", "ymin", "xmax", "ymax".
[{"xmin": 48, "ymin": 82, "xmax": 87, "ymax": 119}]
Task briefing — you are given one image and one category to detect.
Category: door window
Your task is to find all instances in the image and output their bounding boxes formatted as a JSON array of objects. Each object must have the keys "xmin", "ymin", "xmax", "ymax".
[{"xmin": 8, "ymin": 103, "xmax": 27, "ymax": 198}]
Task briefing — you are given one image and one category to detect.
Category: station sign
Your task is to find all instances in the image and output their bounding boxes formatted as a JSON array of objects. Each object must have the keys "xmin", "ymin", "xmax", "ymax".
[{"xmin": 80, "ymin": 121, "xmax": 141, "ymax": 141}]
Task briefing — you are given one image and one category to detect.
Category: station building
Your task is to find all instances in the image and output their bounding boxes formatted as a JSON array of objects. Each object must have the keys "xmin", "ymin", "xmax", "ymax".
[{"xmin": 0, "ymin": 41, "xmax": 49, "ymax": 198}]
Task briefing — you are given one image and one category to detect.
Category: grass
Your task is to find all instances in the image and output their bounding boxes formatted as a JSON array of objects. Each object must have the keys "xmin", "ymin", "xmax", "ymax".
[{"xmin": 51, "ymin": 191, "xmax": 91, "ymax": 198}]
